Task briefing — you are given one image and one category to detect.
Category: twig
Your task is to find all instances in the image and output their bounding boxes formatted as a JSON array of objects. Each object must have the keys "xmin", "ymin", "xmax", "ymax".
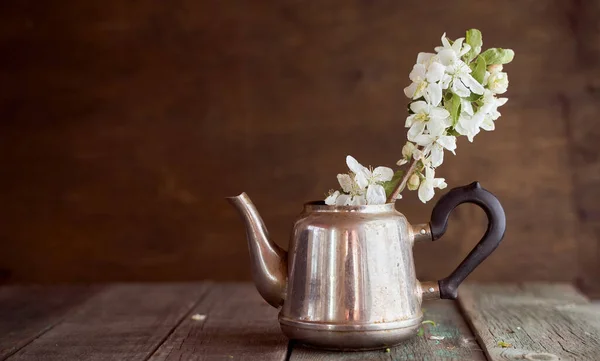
[{"xmin": 386, "ymin": 146, "xmax": 426, "ymax": 203}]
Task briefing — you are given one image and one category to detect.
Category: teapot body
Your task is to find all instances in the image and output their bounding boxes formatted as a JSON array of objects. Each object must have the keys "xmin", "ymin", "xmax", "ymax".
[
  {"xmin": 228, "ymin": 183, "xmax": 506, "ymax": 351},
  {"xmin": 279, "ymin": 202, "xmax": 424, "ymax": 350}
]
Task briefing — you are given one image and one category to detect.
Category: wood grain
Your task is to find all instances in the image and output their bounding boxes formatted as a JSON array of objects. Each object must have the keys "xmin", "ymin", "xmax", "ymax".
[
  {"xmin": 0, "ymin": 286, "xmax": 99, "ymax": 360},
  {"xmin": 6, "ymin": 283, "xmax": 210, "ymax": 361},
  {"xmin": 148, "ymin": 283, "xmax": 288, "ymax": 361},
  {"xmin": 458, "ymin": 283, "xmax": 600, "ymax": 361},
  {"xmin": 289, "ymin": 300, "xmax": 485, "ymax": 361},
  {"xmin": 0, "ymin": 0, "xmax": 593, "ymax": 292}
]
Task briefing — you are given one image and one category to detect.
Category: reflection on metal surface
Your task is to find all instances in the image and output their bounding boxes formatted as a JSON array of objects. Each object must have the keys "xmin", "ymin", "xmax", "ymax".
[
  {"xmin": 229, "ymin": 197, "xmax": 440, "ymax": 350},
  {"xmin": 227, "ymin": 193, "xmax": 287, "ymax": 308},
  {"xmin": 411, "ymin": 223, "xmax": 433, "ymax": 243}
]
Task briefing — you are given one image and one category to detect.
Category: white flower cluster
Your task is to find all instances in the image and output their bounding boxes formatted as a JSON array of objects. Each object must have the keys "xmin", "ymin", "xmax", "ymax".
[
  {"xmin": 325, "ymin": 155, "xmax": 394, "ymax": 206},
  {"xmin": 325, "ymin": 29, "xmax": 513, "ymax": 205}
]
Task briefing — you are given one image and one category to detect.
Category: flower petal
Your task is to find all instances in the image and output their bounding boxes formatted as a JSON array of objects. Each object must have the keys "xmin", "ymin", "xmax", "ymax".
[
  {"xmin": 337, "ymin": 174, "xmax": 354, "ymax": 193},
  {"xmin": 417, "ymin": 52, "xmax": 435, "ymax": 65},
  {"xmin": 429, "ymin": 106, "xmax": 450, "ymax": 119},
  {"xmin": 496, "ymin": 97, "xmax": 508, "ymax": 106},
  {"xmin": 433, "ymin": 178, "xmax": 447, "ymax": 189},
  {"xmin": 437, "ymin": 49, "xmax": 456, "ymax": 66},
  {"xmin": 452, "ymin": 37, "xmax": 465, "ymax": 54},
  {"xmin": 335, "ymin": 193, "xmax": 350, "ymax": 206},
  {"xmin": 403, "ymin": 82, "xmax": 418, "ymax": 99},
  {"xmin": 427, "ymin": 117, "xmax": 447, "ymax": 137},
  {"xmin": 437, "ymin": 135, "xmax": 457, "ymax": 153},
  {"xmin": 350, "ymin": 195, "xmax": 366, "ymax": 206},
  {"xmin": 409, "ymin": 100, "xmax": 429, "ymax": 114},
  {"xmin": 325, "ymin": 190, "xmax": 340, "ymax": 205},
  {"xmin": 461, "ymin": 99, "xmax": 474, "ymax": 116},
  {"xmin": 366, "ymin": 184, "xmax": 387, "ymax": 205},
  {"xmin": 409, "ymin": 64, "xmax": 426, "ymax": 82},
  {"xmin": 373, "ymin": 166, "xmax": 394, "ymax": 182},
  {"xmin": 440, "ymin": 32, "xmax": 450, "ymax": 48},
  {"xmin": 405, "ymin": 114, "xmax": 417, "ymax": 127},
  {"xmin": 451, "ymin": 78, "xmax": 470, "ymax": 97},
  {"xmin": 354, "ymin": 172, "xmax": 369, "ymax": 190},
  {"xmin": 407, "ymin": 121, "xmax": 426, "ymax": 141},
  {"xmin": 430, "ymin": 144, "xmax": 444, "ymax": 167},
  {"xmin": 426, "ymin": 82, "xmax": 443, "ymax": 107},
  {"xmin": 346, "ymin": 155, "xmax": 365, "ymax": 174},
  {"xmin": 402, "ymin": 142, "xmax": 416, "ymax": 159},
  {"xmin": 426, "ymin": 62, "xmax": 445, "ymax": 83},
  {"xmin": 460, "ymin": 73, "xmax": 485, "ymax": 94},
  {"xmin": 413, "ymin": 134, "xmax": 435, "ymax": 147},
  {"xmin": 418, "ymin": 179, "xmax": 434, "ymax": 203},
  {"xmin": 481, "ymin": 116, "xmax": 495, "ymax": 131}
]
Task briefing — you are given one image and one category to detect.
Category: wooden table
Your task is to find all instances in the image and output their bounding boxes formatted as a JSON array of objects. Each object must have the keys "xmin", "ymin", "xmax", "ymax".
[{"xmin": 1, "ymin": 283, "xmax": 599, "ymax": 361}]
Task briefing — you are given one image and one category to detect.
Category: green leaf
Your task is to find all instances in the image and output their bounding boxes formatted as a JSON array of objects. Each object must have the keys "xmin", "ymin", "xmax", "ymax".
[
  {"xmin": 471, "ymin": 56, "xmax": 486, "ymax": 84},
  {"xmin": 447, "ymin": 128, "xmax": 461, "ymax": 137},
  {"xmin": 465, "ymin": 92, "xmax": 483, "ymax": 102},
  {"xmin": 382, "ymin": 170, "xmax": 405, "ymax": 198},
  {"xmin": 445, "ymin": 93, "xmax": 461, "ymax": 125},
  {"xmin": 480, "ymin": 48, "xmax": 515, "ymax": 65},
  {"xmin": 416, "ymin": 327, "xmax": 424, "ymax": 337},
  {"xmin": 464, "ymin": 29, "xmax": 482, "ymax": 63}
]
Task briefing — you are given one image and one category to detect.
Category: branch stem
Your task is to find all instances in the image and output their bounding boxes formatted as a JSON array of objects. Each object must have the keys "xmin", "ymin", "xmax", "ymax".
[{"xmin": 387, "ymin": 146, "xmax": 426, "ymax": 203}]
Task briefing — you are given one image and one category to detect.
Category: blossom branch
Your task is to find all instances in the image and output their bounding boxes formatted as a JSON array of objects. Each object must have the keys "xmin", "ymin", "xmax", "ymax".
[{"xmin": 386, "ymin": 145, "xmax": 427, "ymax": 203}]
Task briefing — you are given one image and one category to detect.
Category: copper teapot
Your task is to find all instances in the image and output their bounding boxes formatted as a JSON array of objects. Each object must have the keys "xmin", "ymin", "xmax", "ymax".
[{"xmin": 228, "ymin": 182, "xmax": 505, "ymax": 350}]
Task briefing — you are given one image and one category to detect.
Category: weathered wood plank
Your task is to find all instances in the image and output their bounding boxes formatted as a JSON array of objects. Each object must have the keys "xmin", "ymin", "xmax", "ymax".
[
  {"xmin": 289, "ymin": 300, "xmax": 485, "ymax": 361},
  {"xmin": 0, "ymin": 285, "xmax": 99, "ymax": 360},
  {"xmin": 7, "ymin": 283, "xmax": 210, "ymax": 361},
  {"xmin": 458, "ymin": 283, "xmax": 600, "ymax": 361},
  {"xmin": 149, "ymin": 283, "xmax": 287, "ymax": 361}
]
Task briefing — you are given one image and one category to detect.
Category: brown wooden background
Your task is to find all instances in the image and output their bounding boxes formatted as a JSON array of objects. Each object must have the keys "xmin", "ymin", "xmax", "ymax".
[{"xmin": 1, "ymin": 1, "xmax": 599, "ymax": 295}]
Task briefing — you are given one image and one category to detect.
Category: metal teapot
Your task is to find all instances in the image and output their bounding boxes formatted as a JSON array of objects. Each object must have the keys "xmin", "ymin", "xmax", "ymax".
[{"xmin": 227, "ymin": 182, "xmax": 505, "ymax": 350}]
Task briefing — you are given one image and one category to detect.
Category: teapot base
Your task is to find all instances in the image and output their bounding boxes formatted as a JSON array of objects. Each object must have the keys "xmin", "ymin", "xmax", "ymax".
[{"xmin": 279, "ymin": 316, "xmax": 423, "ymax": 351}]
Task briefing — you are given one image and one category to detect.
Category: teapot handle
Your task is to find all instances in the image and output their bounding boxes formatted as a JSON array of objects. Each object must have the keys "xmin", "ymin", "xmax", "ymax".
[{"xmin": 427, "ymin": 181, "xmax": 506, "ymax": 300}]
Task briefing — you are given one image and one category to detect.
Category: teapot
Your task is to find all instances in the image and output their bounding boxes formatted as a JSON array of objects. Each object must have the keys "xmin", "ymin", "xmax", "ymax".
[{"xmin": 227, "ymin": 182, "xmax": 505, "ymax": 350}]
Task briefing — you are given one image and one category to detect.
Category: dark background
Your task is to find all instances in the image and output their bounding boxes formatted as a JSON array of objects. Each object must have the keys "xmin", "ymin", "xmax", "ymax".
[{"xmin": 1, "ymin": 1, "xmax": 599, "ymax": 296}]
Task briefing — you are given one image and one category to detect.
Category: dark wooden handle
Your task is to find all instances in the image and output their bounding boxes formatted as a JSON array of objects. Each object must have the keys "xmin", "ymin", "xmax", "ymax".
[{"xmin": 430, "ymin": 181, "xmax": 506, "ymax": 300}]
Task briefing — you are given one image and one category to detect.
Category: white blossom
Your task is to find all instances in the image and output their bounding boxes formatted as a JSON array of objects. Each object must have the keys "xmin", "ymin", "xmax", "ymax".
[
  {"xmin": 413, "ymin": 132, "xmax": 457, "ymax": 167},
  {"xmin": 480, "ymin": 90, "xmax": 508, "ymax": 120},
  {"xmin": 325, "ymin": 190, "xmax": 340, "ymax": 205},
  {"xmin": 487, "ymin": 71, "xmax": 509, "ymax": 94},
  {"xmin": 405, "ymin": 101, "xmax": 451, "ymax": 141},
  {"xmin": 337, "ymin": 174, "xmax": 355, "ymax": 193},
  {"xmin": 403, "ymin": 56, "xmax": 446, "ymax": 106},
  {"xmin": 435, "ymin": 33, "xmax": 471, "ymax": 65},
  {"xmin": 455, "ymin": 111, "xmax": 483, "ymax": 142},
  {"xmin": 345, "ymin": 155, "xmax": 394, "ymax": 205},
  {"xmin": 325, "ymin": 30, "xmax": 512, "ymax": 205},
  {"xmin": 397, "ymin": 141, "xmax": 424, "ymax": 166},
  {"xmin": 442, "ymin": 60, "xmax": 484, "ymax": 97},
  {"xmin": 418, "ymin": 166, "xmax": 447, "ymax": 203}
]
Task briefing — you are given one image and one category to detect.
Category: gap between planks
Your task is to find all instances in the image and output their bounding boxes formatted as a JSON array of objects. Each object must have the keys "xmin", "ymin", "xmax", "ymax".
[
  {"xmin": 148, "ymin": 283, "xmax": 289, "ymax": 361},
  {"xmin": 457, "ymin": 283, "xmax": 600, "ymax": 361},
  {"xmin": 4, "ymin": 283, "xmax": 211, "ymax": 361},
  {"xmin": 0, "ymin": 285, "xmax": 102, "ymax": 360}
]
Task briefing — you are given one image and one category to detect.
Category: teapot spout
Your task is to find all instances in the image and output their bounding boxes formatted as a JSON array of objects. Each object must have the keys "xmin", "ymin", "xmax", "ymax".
[{"xmin": 227, "ymin": 193, "xmax": 287, "ymax": 308}]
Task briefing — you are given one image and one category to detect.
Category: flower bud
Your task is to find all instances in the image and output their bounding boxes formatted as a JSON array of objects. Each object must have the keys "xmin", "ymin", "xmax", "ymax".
[
  {"xmin": 407, "ymin": 173, "xmax": 421, "ymax": 191},
  {"xmin": 487, "ymin": 72, "xmax": 509, "ymax": 94},
  {"xmin": 487, "ymin": 64, "xmax": 503, "ymax": 74},
  {"xmin": 402, "ymin": 142, "xmax": 416, "ymax": 159}
]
